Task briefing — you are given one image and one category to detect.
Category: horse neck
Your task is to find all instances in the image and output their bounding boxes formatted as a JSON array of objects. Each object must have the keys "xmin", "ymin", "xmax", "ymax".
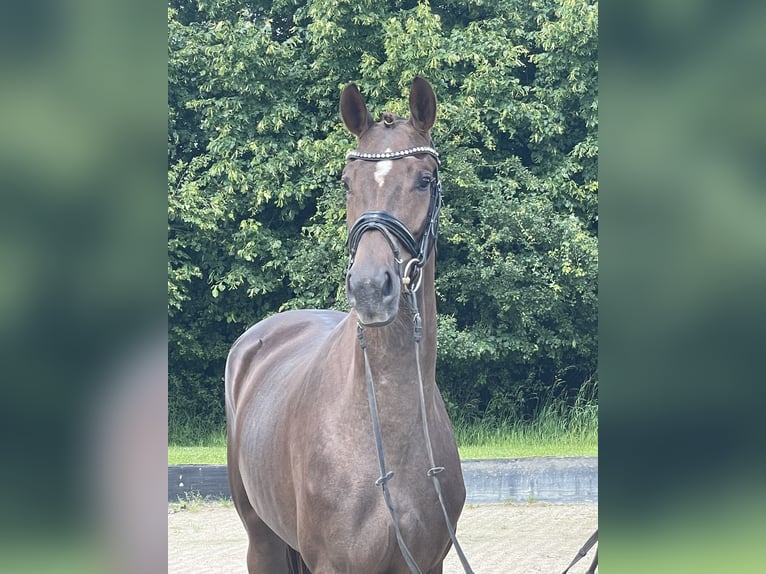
[
  {"xmin": 414, "ymin": 260, "xmax": 437, "ymax": 358},
  {"xmin": 351, "ymin": 259, "xmax": 437, "ymax": 384}
]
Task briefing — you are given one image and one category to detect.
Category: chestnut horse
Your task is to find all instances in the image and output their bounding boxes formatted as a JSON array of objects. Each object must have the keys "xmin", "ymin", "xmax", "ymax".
[{"xmin": 225, "ymin": 78, "xmax": 467, "ymax": 573}]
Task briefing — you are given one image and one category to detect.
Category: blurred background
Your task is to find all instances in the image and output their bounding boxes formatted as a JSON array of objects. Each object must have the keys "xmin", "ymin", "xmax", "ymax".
[
  {"xmin": 600, "ymin": 0, "xmax": 766, "ymax": 571},
  {"xmin": 0, "ymin": 1, "xmax": 166, "ymax": 572}
]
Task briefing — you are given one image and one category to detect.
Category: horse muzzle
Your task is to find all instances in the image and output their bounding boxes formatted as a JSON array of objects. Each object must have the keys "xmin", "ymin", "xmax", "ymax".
[{"xmin": 346, "ymin": 264, "xmax": 400, "ymax": 327}]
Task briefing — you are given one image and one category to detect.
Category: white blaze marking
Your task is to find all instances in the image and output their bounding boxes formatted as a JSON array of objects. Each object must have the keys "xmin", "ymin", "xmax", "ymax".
[{"xmin": 374, "ymin": 148, "xmax": 393, "ymax": 187}]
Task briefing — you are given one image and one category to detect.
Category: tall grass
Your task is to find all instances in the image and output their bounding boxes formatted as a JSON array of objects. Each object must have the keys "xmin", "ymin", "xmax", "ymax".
[
  {"xmin": 168, "ymin": 415, "xmax": 227, "ymax": 464},
  {"xmin": 451, "ymin": 379, "xmax": 598, "ymax": 458},
  {"xmin": 168, "ymin": 412, "xmax": 226, "ymax": 447}
]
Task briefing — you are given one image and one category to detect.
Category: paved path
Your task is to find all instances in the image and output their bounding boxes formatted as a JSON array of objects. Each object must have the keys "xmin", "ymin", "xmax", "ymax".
[{"xmin": 168, "ymin": 501, "xmax": 598, "ymax": 573}]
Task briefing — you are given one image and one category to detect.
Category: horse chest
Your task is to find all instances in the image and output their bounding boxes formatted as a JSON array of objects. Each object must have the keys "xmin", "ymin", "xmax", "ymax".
[
  {"xmin": 293, "ymin": 425, "xmax": 454, "ymax": 570},
  {"xmin": 297, "ymin": 481, "xmax": 449, "ymax": 573}
]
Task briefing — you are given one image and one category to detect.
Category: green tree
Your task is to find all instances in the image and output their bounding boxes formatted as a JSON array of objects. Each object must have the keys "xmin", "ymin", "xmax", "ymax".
[{"xmin": 168, "ymin": 0, "xmax": 598, "ymax": 435}]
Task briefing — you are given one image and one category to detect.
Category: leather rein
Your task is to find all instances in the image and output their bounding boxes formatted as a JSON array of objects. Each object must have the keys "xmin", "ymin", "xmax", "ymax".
[
  {"xmin": 346, "ymin": 145, "xmax": 598, "ymax": 573},
  {"xmin": 346, "ymin": 145, "xmax": 474, "ymax": 574}
]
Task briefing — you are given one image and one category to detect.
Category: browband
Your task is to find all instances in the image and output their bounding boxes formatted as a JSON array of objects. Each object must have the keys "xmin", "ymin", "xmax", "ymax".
[{"xmin": 346, "ymin": 147, "xmax": 440, "ymax": 164}]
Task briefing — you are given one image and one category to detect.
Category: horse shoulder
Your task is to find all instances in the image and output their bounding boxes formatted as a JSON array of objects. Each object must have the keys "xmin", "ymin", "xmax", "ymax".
[{"xmin": 226, "ymin": 310, "xmax": 345, "ymax": 399}]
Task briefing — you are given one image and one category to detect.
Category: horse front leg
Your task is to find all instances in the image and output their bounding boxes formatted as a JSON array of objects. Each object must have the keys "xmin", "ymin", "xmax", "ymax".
[
  {"xmin": 228, "ymin": 441, "xmax": 291, "ymax": 572},
  {"xmin": 243, "ymin": 518, "xmax": 291, "ymax": 573}
]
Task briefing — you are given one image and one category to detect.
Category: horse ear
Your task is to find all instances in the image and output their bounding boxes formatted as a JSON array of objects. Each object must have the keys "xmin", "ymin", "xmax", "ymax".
[
  {"xmin": 408, "ymin": 77, "xmax": 436, "ymax": 133},
  {"xmin": 340, "ymin": 83, "xmax": 374, "ymax": 138}
]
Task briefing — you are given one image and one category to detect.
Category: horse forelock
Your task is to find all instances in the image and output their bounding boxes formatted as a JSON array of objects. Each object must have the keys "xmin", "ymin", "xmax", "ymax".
[{"xmin": 352, "ymin": 120, "xmax": 433, "ymax": 161}]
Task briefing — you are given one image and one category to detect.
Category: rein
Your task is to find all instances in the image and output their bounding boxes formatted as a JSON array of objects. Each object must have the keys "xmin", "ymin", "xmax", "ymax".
[
  {"xmin": 346, "ymin": 144, "xmax": 596, "ymax": 573},
  {"xmin": 348, "ymin": 145, "xmax": 474, "ymax": 574},
  {"xmin": 356, "ymin": 293, "xmax": 474, "ymax": 574},
  {"xmin": 562, "ymin": 529, "xmax": 598, "ymax": 574}
]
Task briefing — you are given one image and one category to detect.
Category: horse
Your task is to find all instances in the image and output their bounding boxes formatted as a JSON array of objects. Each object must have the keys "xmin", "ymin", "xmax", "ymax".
[{"xmin": 225, "ymin": 77, "xmax": 468, "ymax": 573}]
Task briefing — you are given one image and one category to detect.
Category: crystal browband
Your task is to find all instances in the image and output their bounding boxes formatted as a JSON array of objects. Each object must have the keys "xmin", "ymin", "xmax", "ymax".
[{"xmin": 346, "ymin": 146, "xmax": 440, "ymax": 164}]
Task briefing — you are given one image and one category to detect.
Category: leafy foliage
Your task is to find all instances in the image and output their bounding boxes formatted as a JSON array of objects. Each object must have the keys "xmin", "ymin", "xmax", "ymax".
[{"xmin": 168, "ymin": 0, "xmax": 598, "ymax": 433}]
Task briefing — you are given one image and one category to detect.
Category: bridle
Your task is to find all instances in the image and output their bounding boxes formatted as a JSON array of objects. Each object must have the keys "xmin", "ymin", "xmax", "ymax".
[
  {"xmin": 343, "ymin": 144, "xmax": 597, "ymax": 574},
  {"xmin": 344, "ymin": 144, "xmax": 475, "ymax": 574},
  {"xmin": 345, "ymin": 146, "xmax": 442, "ymax": 293}
]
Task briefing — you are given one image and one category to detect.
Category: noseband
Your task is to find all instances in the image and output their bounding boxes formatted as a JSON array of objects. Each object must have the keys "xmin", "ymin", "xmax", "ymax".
[{"xmin": 345, "ymin": 146, "xmax": 442, "ymax": 292}]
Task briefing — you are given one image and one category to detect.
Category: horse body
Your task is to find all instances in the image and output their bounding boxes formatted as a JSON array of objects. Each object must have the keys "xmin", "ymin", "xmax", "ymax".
[{"xmin": 226, "ymin": 78, "xmax": 465, "ymax": 573}]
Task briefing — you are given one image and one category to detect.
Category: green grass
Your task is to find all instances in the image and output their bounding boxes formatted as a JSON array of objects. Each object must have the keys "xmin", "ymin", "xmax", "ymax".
[
  {"xmin": 451, "ymin": 381, "xmax": 598, "ymax": 459},
  {"xmin": 452, "ymin": 418, "xmax": 597, "ymax": 459},
  {"xmin": 169, "ymin": 429, "xmax": 596, "ymax": 465},
  {"xmin": 168, "ymin": 424, "xmax": 227, "ymax": 465},
  {"xmin": 169, "ymin": 384, "xmax": 597, "ymax": 464},
  {"xmin": 169, "ymin": 444, "xmax": 226, "ymax": 465}
]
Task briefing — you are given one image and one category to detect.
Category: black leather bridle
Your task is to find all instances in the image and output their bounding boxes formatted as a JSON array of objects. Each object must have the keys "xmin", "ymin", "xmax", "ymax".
[
  {"xmin": 345, "ymin": 145, "xmax": 442, "ymax": 292},
  {"xmin": 346, "ymin": 144, "xmax": 476, "ymax": 574}
]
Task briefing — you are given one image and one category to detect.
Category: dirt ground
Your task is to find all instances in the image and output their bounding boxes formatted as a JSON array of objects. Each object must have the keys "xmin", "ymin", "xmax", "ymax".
[{"xmin": 168, "ymin": 501, "xmax": 597, "ymax": 573}]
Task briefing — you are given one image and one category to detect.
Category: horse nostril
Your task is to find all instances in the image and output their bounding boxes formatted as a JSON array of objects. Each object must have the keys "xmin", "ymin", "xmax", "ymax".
[{"xmin": 382, "ymin": 271, "xmax": 393, "ymax": 298}]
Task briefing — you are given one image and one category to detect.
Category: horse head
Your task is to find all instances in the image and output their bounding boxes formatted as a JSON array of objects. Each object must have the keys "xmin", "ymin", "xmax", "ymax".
[{"xmin": 340, "ymin": 77, "xmax": 441, "ymax": 327}]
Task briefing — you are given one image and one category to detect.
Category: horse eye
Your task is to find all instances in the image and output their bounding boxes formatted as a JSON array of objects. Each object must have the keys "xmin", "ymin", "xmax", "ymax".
[
  {"xmin": 417, "ymin": 174, "xmax": 432, "ymax": 189},
  {"xmin": 341, "ymin": 178, "xmax": 351, "ymax": 194}
]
